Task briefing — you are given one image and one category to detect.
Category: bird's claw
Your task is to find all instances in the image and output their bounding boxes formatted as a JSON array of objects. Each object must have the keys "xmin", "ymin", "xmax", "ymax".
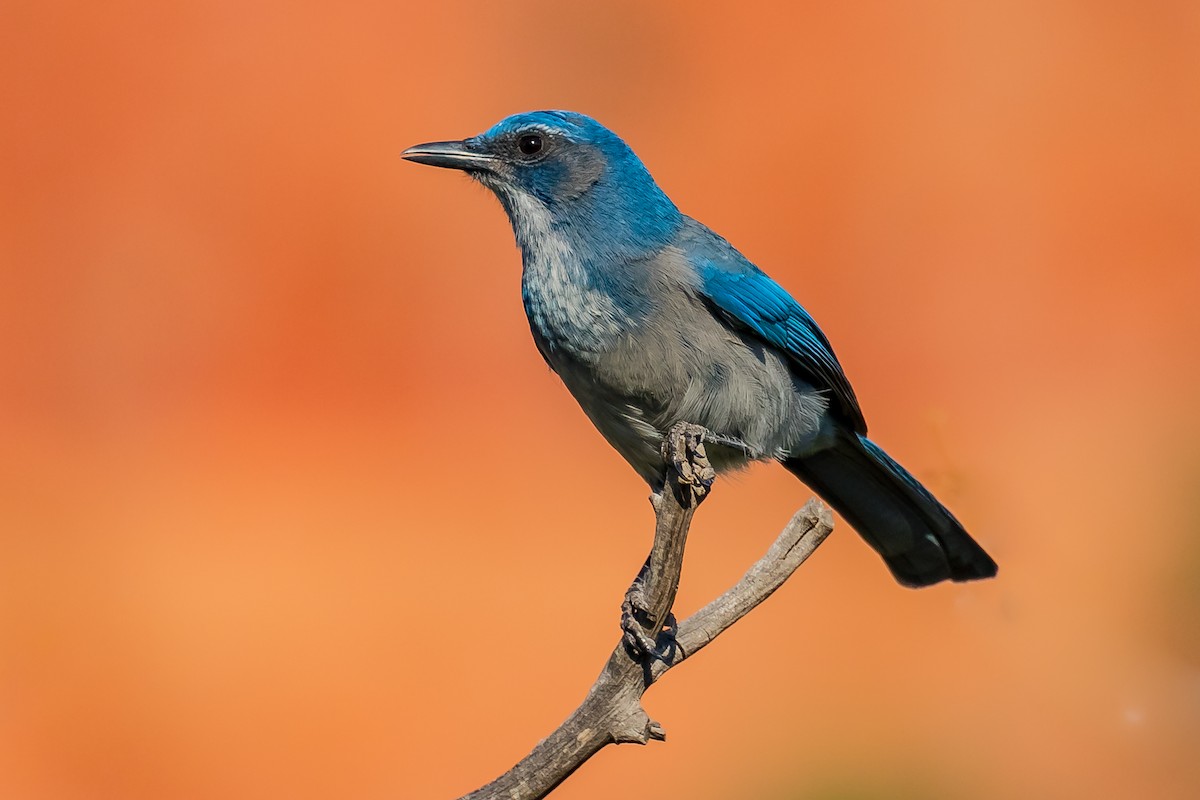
[
  {"xmin": 621, "ymin": 584, "xmax": 657, "ymax": 656},
  {"xmin": 663, "ymin": 423, "xmax": 717, "ymax": 497},
  {"xmin": 621, "ymin": 577, "xmax": 678, "ymax": 660}
]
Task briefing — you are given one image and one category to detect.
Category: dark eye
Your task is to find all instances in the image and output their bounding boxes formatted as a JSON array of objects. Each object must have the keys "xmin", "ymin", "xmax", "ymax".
[{"xmin": 517, "ymin": 133, "xmax": 543, "ymax": 156}]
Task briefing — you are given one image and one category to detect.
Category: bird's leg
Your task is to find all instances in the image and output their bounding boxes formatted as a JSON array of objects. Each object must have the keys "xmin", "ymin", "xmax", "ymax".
[
  {"xmin": 620, "ymin": 489, "xmax": 683, "ymax": 659},
  {"xmin": 621, "ymin": 564, "xmax": 679, "ymax": 659},
  {"xmin": 620, "ymin": 557, "xmax": 658, "ymax": 656},
  {"xmin": 620, "ymin": 424, "xmax": 722, "ymax": 659},
  {"xmin": 701, "ymin": 431, "xmax": 761, "ymax": 460}
]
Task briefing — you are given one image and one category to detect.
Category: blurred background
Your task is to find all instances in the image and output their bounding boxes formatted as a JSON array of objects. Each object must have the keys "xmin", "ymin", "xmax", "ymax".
[{"xmin": 2, "ymin": 1, "xmax": 1198, "ymax": 798}]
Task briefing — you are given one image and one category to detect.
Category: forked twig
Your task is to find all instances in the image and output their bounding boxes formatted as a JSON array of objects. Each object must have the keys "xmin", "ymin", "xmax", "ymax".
[{"xmin": 456, "ymin": 423, "xmax": 834, "ymax": 799}]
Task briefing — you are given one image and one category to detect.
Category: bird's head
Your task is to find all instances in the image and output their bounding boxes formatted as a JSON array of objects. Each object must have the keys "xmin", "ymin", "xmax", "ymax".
[{"xmin": 403, "ymin": 111, "xmax": 680, "ymax": 258}]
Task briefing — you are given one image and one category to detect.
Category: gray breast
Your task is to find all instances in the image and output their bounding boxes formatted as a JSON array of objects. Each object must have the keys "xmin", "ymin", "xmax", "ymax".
[
  {"xmin": 521, "ymin": 255, "xmax": 630, "ymax": 358},
  {"xmin": 534, "ymin": 244, "xmax": 830, "ymax": 484}
]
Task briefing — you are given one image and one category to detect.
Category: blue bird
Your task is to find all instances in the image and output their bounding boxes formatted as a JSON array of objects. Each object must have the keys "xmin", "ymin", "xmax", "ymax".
[{"xmin": 403, "ymin": 111, "xmax": 996, "ymax": 587}]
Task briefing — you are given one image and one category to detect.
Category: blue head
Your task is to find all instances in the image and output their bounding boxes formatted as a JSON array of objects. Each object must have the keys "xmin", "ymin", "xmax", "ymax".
[{"xmin": 403, "ymin": 111, "xmax": 681, "ymax": 262}]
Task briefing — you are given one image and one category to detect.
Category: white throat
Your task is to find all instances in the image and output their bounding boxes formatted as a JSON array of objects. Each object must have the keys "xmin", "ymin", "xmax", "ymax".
[{"xmin": 505, "ymin": 190, "xmax": 628, "ymax": 356}]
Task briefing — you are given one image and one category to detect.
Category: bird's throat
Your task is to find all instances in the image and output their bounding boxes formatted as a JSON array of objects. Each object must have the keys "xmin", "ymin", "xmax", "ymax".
[{"xmin": 509, "ymin": 193, "xmax": 630, "ymax": 358}]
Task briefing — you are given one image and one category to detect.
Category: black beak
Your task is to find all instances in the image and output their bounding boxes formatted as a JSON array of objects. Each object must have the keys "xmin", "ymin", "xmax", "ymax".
[{"xmin": 401, "ymin": 140, "xmax": 496, "ymax": 171}]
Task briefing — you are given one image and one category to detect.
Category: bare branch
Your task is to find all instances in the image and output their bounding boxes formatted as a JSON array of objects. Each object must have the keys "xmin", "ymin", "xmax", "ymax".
[
  {"xmin": 652, "ymin": 499, "xmax": 833, "ymax": 678},
  {"xmin": 455, "ymin": 426, "xmax": 834, "ymax": 800}
]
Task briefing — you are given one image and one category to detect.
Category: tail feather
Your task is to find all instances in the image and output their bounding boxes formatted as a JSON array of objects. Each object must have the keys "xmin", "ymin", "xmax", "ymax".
[{"xmin": 783, "ymin": 430, "xmax": 997, "ymax": 587}]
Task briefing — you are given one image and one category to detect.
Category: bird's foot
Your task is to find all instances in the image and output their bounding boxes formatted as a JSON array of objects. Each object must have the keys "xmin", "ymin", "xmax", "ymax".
[
  {"xmin": 620, "ymin": 575, "xmax": 678, "ymax": 660},
  {"xmin": 663, "ymin": 422, "xmax": 718, "ymax": 497}
]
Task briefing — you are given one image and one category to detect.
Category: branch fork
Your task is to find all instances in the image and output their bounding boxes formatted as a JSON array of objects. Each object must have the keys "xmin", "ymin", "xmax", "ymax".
[{"xmin": 456, "ymin": 422, "xmax": 834, "ymax": 800}]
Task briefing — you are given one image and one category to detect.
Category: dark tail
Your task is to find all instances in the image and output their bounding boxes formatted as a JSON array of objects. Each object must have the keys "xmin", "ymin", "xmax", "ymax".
[{"xmin": 783, "ymin": 430, "xmax": 997, "ymax": 587}]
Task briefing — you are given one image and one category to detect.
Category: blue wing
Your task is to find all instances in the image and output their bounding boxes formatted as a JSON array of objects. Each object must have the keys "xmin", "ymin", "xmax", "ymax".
[{"xmin": 693, "ymin": 247, "xmax": 867, "ymax": 433}]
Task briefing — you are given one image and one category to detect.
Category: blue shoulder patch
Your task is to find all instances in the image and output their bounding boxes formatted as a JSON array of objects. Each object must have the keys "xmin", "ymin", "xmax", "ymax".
[{"xmin": 696, "ymin": 254, "xmax": 867, "ymax": 433}]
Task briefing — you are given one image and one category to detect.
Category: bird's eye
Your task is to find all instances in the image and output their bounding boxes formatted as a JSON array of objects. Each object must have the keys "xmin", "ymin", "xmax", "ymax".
[{"xmin": 517, "ymin": 133, "xmax": 543, "ymax": 156}]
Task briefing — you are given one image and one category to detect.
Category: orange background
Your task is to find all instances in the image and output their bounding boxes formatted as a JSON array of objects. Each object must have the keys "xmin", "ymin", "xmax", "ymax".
[{"xmin": 2, "ymin": 2, "xmax": 1199, "ymax": 798}]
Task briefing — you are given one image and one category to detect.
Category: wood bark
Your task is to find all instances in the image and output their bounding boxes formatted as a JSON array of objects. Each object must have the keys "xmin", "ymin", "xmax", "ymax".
[{"xmin": 456, "ymin": 424, "xmax": 834, "ymax": 799}]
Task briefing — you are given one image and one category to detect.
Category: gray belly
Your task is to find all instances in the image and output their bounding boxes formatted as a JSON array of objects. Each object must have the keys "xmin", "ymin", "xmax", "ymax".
[{"xmin": 545, "ymin": 296, "xmax": 830, "ymax": 485}]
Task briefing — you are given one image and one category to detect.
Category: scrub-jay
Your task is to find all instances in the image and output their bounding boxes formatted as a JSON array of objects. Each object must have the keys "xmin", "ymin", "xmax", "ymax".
[{"xmin": 403, "ymin": 111, "xmax": 996, "ymax": 587}]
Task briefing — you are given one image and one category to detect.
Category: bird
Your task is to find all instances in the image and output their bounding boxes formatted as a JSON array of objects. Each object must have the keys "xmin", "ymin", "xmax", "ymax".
[{"xmin": 402, "ymin": 111, "xmax": 997, "ymax": 587}]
